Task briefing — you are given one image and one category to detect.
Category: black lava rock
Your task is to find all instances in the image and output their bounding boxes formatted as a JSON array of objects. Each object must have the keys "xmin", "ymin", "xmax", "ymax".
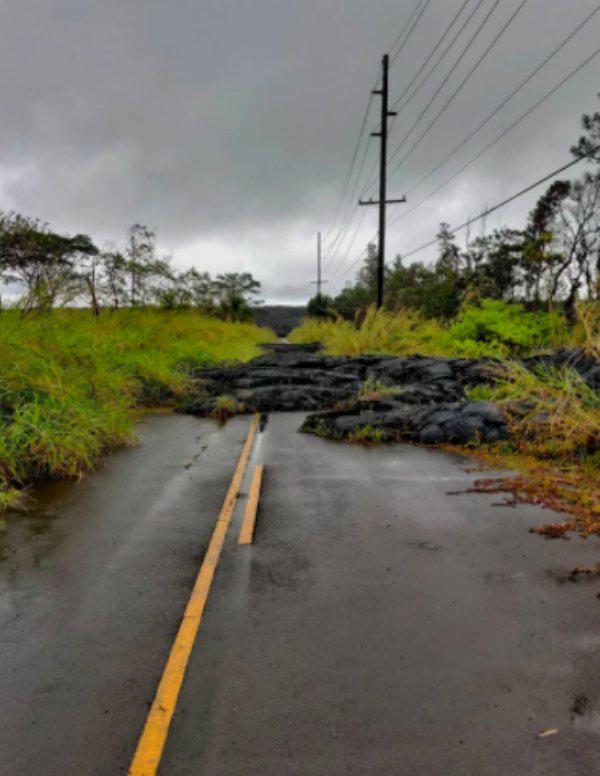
[{"xmin": 181, "ymin": 342, "xmax": 597, "ymax": 448}]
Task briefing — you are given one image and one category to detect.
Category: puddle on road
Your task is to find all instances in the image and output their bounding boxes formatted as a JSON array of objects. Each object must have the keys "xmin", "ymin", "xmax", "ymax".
[
  {"xmin": 0, "ymin": 479, "xmax": 75, "ymax": 577},
  {"xmin": 0, "ymin": 414, "xmax": 233, "ymax": 582}
]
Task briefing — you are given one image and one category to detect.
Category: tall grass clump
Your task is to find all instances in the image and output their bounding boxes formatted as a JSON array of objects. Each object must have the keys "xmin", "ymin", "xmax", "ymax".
[
  {"xmin": 576, "ymin": 300, "xmax": 600, "ymax": 360},
  {"xmin": 0, "ymin": 309, "xmax": 273, "ymax": 507},
  {"xmin": 484, "ymin": 363, "xmax": 600, "ymax": 461},
  {"xmin": 290, "ymin": 301, "xmax": 569, "ymax": 359},
  {"xmin": 466, "ymin": 362, "xmax": 600, "ymax": 530},
  {"xmin": 290, "ymin": 307, "xmax": 447, "ymax": 357}
]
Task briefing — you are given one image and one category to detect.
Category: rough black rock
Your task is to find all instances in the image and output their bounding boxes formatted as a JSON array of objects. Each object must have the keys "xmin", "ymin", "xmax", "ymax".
[
  {"xmin": 523, "ymin": 348, "xmax": 600, "ymax": 390},
  {"xmin": 181, "ymin": 343, "xmax": 496, "ymax": 417},
  {"xmin": 181, "ymin": 343, "xmax": 598, "ymax": 447},
  {"xmin": 300, "ymin": 397, "xmax": 508, "ymax": 445}
]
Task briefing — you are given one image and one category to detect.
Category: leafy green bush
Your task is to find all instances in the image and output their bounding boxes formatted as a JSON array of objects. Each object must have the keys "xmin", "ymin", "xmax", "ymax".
[{"xmin": 448, "ymin": 299, "xmax": 567, "ymax": 357}]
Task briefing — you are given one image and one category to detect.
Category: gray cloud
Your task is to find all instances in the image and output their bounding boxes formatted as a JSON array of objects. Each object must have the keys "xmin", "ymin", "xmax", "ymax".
[{"xmin": 0, "ymin": 0, "xmax": 599, "ymax": 301}]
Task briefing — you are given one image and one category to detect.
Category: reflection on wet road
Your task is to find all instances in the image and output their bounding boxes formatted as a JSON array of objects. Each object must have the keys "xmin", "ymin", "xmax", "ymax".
[{"xmin": 1, "ymin": 412, "xmax": 600, "ymax": 775}]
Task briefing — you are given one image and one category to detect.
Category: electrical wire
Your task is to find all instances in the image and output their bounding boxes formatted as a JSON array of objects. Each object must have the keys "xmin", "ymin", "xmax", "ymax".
[
  {"xmin": 387, "ymin": 43, "xmax": 600, "ymax": 229},
  {"xmin": 390, "ymin": 0, "xmax": 432, "ymax": 65},
  {"xmin": 399, "ymin": 157, "xmax": 584, "ymax": 260},
  {"xmin": 321, "ymin": 137, "xmax": 375, "ymax": 266},
  {"xmin": 400, "ymin": 4, "xmax": 600, "ymax": 201},
  {"xmin": 321, "ymin": 90, "xmax": 376, "ymax": 248},
  {"xmin": 336, "ymin": 155, "xmax": 585, "ymax": 289},
  {"xmin": 321, "ymin": 0, "xmax": 433, "ymax": 266},
  {"xmin": 388, "ymin": 0, "xmax": 531, "ymax": 178},
  {"xmin": 321, "ymin": 0, "xmax": 429, "ymax": 248},
  {"xmin": 327, "ymin": 209, "xmax": 369, "ymax": 280},
  {"xmin": 391, "ymin": 0, "xmax": 472, "ymax": 113},
  {"xmin": 361, "ymin": 0, "xmax": 493, "ymax": 197}
]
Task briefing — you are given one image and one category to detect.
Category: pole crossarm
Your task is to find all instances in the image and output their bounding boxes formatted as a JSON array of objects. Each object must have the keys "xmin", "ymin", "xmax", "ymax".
[{"xmin": 359, "ymin": 197, "xmax": 407, "ymax": 206}]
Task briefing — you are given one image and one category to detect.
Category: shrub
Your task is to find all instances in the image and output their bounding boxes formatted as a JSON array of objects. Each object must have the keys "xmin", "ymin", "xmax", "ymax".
[
  {"xmin": 291, "ymin": 302, "xmax": 570, "ymax": 359},
  {"xmin": 448, "ymin": 299, "xmax": 568, "ymax": 357},
  {"xmin": 485, "ymin": 362, "xmax": 600, "ymax": 461},
  {"xmin": 290, "ymin": 307, "xmax": 447, "ymax": 357}
]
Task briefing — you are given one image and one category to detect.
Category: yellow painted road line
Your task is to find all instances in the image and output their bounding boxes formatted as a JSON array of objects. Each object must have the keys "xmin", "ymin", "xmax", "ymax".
[
  {"xmin": 238, "ymin": 464, "xmax": 264, "ymax": 545},
  {"xmin": 128, "ymin": 414, "xmax": 259, "ymax": 776}
]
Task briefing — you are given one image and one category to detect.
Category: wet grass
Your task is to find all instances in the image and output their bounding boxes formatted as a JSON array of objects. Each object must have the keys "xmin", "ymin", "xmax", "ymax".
[
  {"xmin": 0, "ymin": 309, "xmax": 273, "ymax": 507},
  {"xmin": 290, "ymin": 302, "xmax": 571, "ymax": 359},
  {"xmin": 292, "ymin": 302, "xmax": 600, "ymax": 529}
]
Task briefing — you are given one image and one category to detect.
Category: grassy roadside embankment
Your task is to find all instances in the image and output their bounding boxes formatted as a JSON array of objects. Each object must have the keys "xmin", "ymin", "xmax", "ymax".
[
  {"xmin": 0, "ymin": 309, "xmax": 273, "ymax": 510},
  {"xmin": 290, "ymin": 302, "xmax": 600, "ymax": 534}
]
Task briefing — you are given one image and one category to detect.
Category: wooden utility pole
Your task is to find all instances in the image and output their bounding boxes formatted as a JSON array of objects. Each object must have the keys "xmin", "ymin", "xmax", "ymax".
[
  {"xmin": 359, "ymin": 54, "xmax": 406, "ymax": 308},
  {"xmin": 311, "ymin": 231, "xmax": 327, "ymax": 301}
]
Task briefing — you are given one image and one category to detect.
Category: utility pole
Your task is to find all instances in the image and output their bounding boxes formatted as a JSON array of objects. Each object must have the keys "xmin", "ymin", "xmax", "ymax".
[
  {"xmin": 311, "ymin": 231, "xmax": 327, "ymax": 302},
  {"xmin": 359, "ymin": 53, "xmax": 406, "ymax": 308}
]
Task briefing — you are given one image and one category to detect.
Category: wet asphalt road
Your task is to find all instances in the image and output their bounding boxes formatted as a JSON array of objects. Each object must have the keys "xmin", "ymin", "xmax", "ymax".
[{"xmin": 1, "ymin": 413, "xmax": 600, "ymax": 774}]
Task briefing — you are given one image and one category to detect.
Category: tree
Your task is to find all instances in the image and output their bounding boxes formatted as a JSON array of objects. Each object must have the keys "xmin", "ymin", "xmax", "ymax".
[
  {"xmin": 546, "ymin": 172, "xmax": 600, "ymax": 315},
  {"xmin": 127, "ymin": 223, "xmax": 157, "ymax": 306},
  {"xmin": 571, "ymin": 93, "xmax": 600, "ymax": 164},
  {"xmin": 212, "ymin": 272, "xmax": 262, "ymax": 321},
  {"xmin": 330, "ymin": 243, "xmax": 381, "ymax": 320},
  {"xmin": 101, "ymin": 251, "xmax": 129, "ymax": 309},
  {"xmin": 307, "ymin": 293, "xmax": 335, "ymax": 319},
  {"xmin": 467, "ymin": 228, "xmax": 524, "ymax": 302},
  {"xmin": 357, "ymin": 242, "xmax": 381, "ymax": 299},
  {"xmin": 385, "ymin": 254, "xmax": 463, "ymax": 319},
  {"xmin": 332, "ymin": 284, "xmax": 372, "ymax": 321},
  {"xmin": 436, "ymin": 222, "xmax": 460, "ymax": 272},
  {"xmin": 521, "ymin": 181, "xmax": 571, "ymax": 305},
  {"xmin": 186, "ymin": 269, "xmax": 218, "ymax": 312},
  {"xmin": 0, "ymin": 213, "xmax": 98, "ymax": 312}
]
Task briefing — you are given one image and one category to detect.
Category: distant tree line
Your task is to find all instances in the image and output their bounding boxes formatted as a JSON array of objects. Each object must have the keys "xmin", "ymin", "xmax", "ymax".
[
  {"xmin": 310, "ymin": 98, "xmax": 600, "ymax": 322},
  {"xmin": 0, "ymin": 220, "xmax": 262, "ymax": 320}
]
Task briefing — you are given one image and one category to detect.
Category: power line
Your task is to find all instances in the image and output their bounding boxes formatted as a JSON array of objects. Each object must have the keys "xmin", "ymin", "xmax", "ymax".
[
  {"xmin": 328, "ymin": 209, "xmax": 370, "ymax": 281},
  {"xmin": 321, "ymin": 0, "xmax": 430, "ymax": 249},
  {"xmin": 400, "ymin": 156, "xmax": 584, "ymax": 260},
  {"xmin": 334, "ymin": 155, "xmax": 584, "ymax": 285},
  {"xmin": 388, "ymin": 42, "xmax": 600, "ymax": 228},
  {"xmin": 383, "ymin": 0, "xmax": 503, "ymax": 177},
  {"xmin": 332, "ymin": 242, "xmax": 374, "ymax": 286},
  {"xmin": 390, "ymin": 0, "xmax": 432, "ymax": 65},
  {"xmin": 322, "ymin": 0, "xmax": 430, "ymax": 267},
  {"xmin": 391, "ymin": 0, "xmax": 472, "ymax": 113},
  {"xmin": 321, "ymin": 135, "xmax": 379, "ymax": 271},
  {"xmin": 391, "ymin": 0, "xmax": 485, "ymax": 115},
  {"xmin": 322, "ymin": 137, "xmax": 373, "ymax": 260},
  {"xmin": 401, "ymin": 4, "xmax": 600, "ymax": 200},
  {"xmin": 359, "ymin": 0, "xmax": 479, "ymax": 200},
  {"xmin": 388, "ymin": 0, "xmax": 531, "ymax": 179},
  {"xmin": 321, "ymin": 88, "xmax": 376, "ymax": 248}
]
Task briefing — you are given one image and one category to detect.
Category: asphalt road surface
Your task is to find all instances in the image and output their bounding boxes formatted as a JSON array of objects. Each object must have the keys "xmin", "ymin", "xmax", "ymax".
[{"xmin": 1, "ymin": 412, "xmax": 599, "ymax": 775}]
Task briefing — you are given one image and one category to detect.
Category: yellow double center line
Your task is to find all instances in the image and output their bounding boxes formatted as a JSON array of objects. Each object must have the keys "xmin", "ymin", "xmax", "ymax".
[{"xmin": 128, "ymin": 414, "xmax": 259, "ymax": 775}]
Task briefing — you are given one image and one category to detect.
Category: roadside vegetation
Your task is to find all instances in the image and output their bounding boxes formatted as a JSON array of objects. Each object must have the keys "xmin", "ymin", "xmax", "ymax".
[
  {"xmin": 0, "ymin": 309, "xmax": 272, "ymax": 510},
  {"xmin": 467, "ymin": 302, "xmax": 600, "ymax": 536},
  {"xmin": 291, "ymin": 300, "xmax": 571, "ymax": 359},
  {"xmin": 293, "ymin": 103, "xmax": 600, "ymax": 530},
  {"xmin": 293, "ymin": 302, "xmax": 599, "ymax": 530},
  {"xmin": 0, "ymin": 203, "xmax": 274, "ymax": 510}
]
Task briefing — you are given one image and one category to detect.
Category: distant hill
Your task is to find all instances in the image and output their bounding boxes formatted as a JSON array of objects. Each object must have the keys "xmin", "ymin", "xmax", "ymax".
[{"xmin": 252, "ymin": 305, "xmax": 306, "ymax": 337}]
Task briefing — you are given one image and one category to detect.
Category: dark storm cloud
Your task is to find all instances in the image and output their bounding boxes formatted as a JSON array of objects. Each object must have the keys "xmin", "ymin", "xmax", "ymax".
[{"xmin": 0, "ymin": 0, "xmax": 599, "ymax": 301}]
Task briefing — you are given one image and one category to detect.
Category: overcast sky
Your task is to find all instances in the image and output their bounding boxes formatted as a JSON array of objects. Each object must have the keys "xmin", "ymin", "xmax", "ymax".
[{"xmin": 0, "ymin": 0, "xmax": 599, "ymax": 302}]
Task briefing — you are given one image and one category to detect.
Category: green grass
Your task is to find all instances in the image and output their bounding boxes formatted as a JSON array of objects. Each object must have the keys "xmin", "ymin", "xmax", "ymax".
[
  {"xmin": 463, "ymin": 362, "xmax": 600, "ymax": 534},
  {"xmin": 290, "ymin": 301, "xmax": 570, "ymax": 359},
  {"xmin": 291, "ymin": 301, "xmax": 600, "ymax": 529},
  {"xmin": 0, "ymin": 309, "xmax": 273, "ymax": 507}
]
